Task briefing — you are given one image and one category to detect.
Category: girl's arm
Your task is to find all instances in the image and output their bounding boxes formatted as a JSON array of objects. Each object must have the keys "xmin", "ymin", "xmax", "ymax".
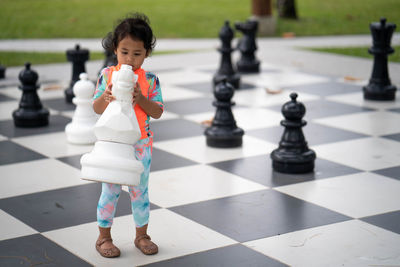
[
  {"xmin": 93, "ymin": 83, "xmax": 115, "ymax": 114},
  {"xmin": 133, "ymin": 83, "xmax": 163, "ymax": 119}
]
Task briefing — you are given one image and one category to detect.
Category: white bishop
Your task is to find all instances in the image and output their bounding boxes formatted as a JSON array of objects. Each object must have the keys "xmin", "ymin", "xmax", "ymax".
[{"xmin": 80, "ymin": 65, "xmax": 144, "ymax": 186}]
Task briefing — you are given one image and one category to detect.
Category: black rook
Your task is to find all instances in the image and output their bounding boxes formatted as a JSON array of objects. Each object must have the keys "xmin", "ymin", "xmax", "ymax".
[
  {"xmin": 205, "ymin": 78, "xmax": 244, "ymax": 148},
  {"xmin": 270, "ymin": 93, "xmax": 316, "ymax": 173},
  {"xmin": 65, "ymin": 44, "xmax": 89, "ymax": 103},
  {"xmin": 363, "ymin": 18, "xmax": 397, "ymax": 101},
  {"xmin": 213, "ymin": 21, "xmax": 241, "ymax": 89},
  {"xmin": 12, "ymin": 63, "xmax": 49, "ymax": 127}
]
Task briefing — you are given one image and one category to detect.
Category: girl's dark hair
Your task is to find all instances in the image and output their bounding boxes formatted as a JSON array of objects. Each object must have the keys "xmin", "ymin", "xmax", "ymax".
[{"xmin": 102, "ymin": 13, "xmax": 156, "ymax": 55}]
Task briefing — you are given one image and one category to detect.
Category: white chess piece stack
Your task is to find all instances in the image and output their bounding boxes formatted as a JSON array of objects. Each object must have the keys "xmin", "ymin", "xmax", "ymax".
[
  {"xmin": 80, "ymin": 64, "xmax": 144, "ymax": 186},
  {"xmin": 65, "ymin": 73, "xmax": 97, "ymax": 144}
]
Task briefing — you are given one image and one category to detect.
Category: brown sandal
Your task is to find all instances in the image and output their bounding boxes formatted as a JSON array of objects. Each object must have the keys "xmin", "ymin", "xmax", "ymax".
[
  {"xmin": 96, "ymin": 237, "xmax": 121, "ymax": 258},
  {"xmin": 134, "ymin": 234, "xmax": 158, "ymax": 255}
]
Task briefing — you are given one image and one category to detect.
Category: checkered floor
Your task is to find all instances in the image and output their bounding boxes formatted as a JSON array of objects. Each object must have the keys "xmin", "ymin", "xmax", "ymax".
[{"xmin": 1, "ymin": 61, "xmax": 400, "ymax": 267}]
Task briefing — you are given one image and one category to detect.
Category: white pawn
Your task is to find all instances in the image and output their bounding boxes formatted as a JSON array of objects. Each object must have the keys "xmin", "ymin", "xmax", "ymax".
[
  {"xmin": 65, "ymin": 73, "xmax": 97, "ymax": 144},
  {"xmin": 80, "ymin": 64, "xmax": 144, "ymax": 186}
]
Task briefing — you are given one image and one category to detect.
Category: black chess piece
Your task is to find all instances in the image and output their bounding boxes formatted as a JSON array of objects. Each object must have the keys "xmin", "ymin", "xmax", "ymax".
[
  {"xmin": 12, "ymin": 63, "xmax": 49, "ymax": 127},
  {"xmin": 213, "ymin": 21, "xmax": 241, "ymax": 89},
  {"xmin": 270, "ymin": 93, "xmax": 316, "ymax": 173},
  {"xmin": 235, "ymin": 19, "xmax": 260, "ymax": 73},
  {"xmin": 0, "ymin": 64, "xmax": 5, "ymax": 79},
  {"xmin": 363, "ymin": 18, "xmax": 397, "ymax": 101},
  {"xmin": 99, "ymin": 49, "xmax": 117, "ymax": 74},
  {"xmin": 65, "ymin": 44, "xmax": 89, "ymax": 103},
  {"xmin": 205, "ymin": 78, "xmax": 244, "ymax": 148}
]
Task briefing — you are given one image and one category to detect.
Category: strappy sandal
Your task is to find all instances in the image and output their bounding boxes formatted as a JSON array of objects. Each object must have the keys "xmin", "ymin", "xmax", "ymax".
[
  {"xmin": 134, "ymin": 234, "xmax": 158, "ymax": 255},
  {"xmin": 95, "ymin": 237, "xmax": 121, "ymax": 258}
]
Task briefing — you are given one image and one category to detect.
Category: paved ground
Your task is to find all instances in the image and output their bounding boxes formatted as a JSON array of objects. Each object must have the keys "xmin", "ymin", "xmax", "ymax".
[{"xmin": 1, "ymin": 35, "xmax": 400, "ymax": 266}]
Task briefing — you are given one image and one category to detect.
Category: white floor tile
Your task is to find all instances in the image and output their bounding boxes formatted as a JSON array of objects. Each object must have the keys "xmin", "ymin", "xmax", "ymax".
[
  {"xmin": 275, "ymin": 172, "xmax": 400, "ymax": 218},
  {"xmin": 161, "ymin": 84, "xmax": 206, "ymax": 101},
  {"xmin": 183, "ymin": 107, "xmax": 283, "ymax": 131},
  {"xmin": 244, "ymin": 220, "xmax": 400, "ymax": 267},
  {"xmin": 314, "ymin": 111, "xmax": 400, "ymax": 136},
  {"xmin": 313, "ymin": 137, "xmax": 400, "ymax": 171},
  {"xmin": 326, "ymin": 91, "xmax": 400, "ymax": 110},
  {"xmin": 153, "ymin": 135, "xmax": 276, "ymax": 164},
  {"xmin": 12, "ymin": 132, "xmax": 94, "ymax": 158},
  {"xmin": 158, "ymin": 69, "xmax": 212, "ymax": 85},
  {"xmin": 255, "ymin": 71, "xmax": 330, "ymax": 91},
  {"xmin": 233, "ymin": 87, "xmax": 319, "ymax": 108},
  {"xmin": 0, "ymin": 101, "xmax": 19, "ymax": 120},
  {"xmin": 0, "ymin": 210, "xmax": 37, "ymax": 241},
  {"xmin": 0, "ymin": 159, "xmax": 90, "ymax": 199},
  {"xmin": 0, "ymin": 134, "xmax": 8, "ymax": 141},
  {"xmin": 148, "ymin": 165, "xmax": 267, "ymax": 208},
  {"xmin": 43, "ymin": 209, "xmax": 237, "ymax": 266}
]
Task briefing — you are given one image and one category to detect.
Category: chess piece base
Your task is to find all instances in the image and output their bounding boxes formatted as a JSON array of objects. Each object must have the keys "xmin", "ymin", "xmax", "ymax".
[
  {"xmin": 271, "ymin": 149, "xmax": 316, "ymax": 174},
  {"xmin": 237, "ymin": 60, "xmax": 260, "ymax": 73},
  {"xmin": 65, "ymin": 122, "xmax": 97, "ymax": 145},
  {"xmin": 363, "ymin": 84, "xmax": 397, "ymax": 101},
  {"xmin": 80, "ymin": 141, "xmax": 144, "ymax": 186},
  {"xmin": 12, "ymin": 109, "xmax": 49, "ymax": 127},
  {"xmin": 205, "ymin": 127, "xmax": 244, "ymax": 148}
]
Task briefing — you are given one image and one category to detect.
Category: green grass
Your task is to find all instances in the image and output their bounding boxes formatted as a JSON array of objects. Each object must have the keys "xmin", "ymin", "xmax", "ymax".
[
  {"xmin": 276, "ymin": 0, "xmax": 400, "ymax": 36},
  {"xmin": 308, "ymin": 46, "xmax": 400, "ymax": 63},
  {"xmin": 0, "ymin": 50, "xmax": 197, "ymax": 67},
  {"xmin": 1, "ymin": 0, "xmax": 399, "ymax": 39}
]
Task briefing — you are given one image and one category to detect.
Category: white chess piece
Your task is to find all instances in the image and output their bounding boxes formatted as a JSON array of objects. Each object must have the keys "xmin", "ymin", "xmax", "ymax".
[
  {"xmin": 65, "ymin": 73, "xmax": 97, "ymax": 144},
  {"xmin": 80, "ymin": 65, "xmax": 144, "ymax": 186}
]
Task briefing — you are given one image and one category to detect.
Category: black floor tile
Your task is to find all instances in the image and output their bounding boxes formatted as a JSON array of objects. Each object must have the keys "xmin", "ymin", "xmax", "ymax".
[
  {"xmin": 151, "ymin": 147, "xmax": 198, "ymax": 172},
  {"xmin": 0, "ymin": 140, "xmax": 46, "ymax": 165},
  {"xmin": 170, "ymin": 189, "xmax": 351, "ymax": 242},
  {"xmin": 150, "ymin": 118, "xmax": 204, "ymax": 142},
  {"xmin": 0, "ymin": 234, "xmax": 92, "ymax": 267},
  {"xmin": 286, "ymin": 81, "xmax": 361, "ymax": 97},
  {"xmin": 361, "ymin": 210, "xmax": 400, "ymax": 235},
  {"xmin": 0, "ymin": 92, "xmax": 16, "ymax": 102},
  {"xmin": 0, "ymin": 183, "xmax": 151, "ymax": 232},
  {"xmin": 0, "ymin": 115, "xmax": 71, "ymax": 138},
  {"xmin": 382, "ymin": 133, "xmax": 400, "ymax": 142},
  {"xmin": 267, "ymin": 99, "xmax": 374, "ymax": 120},
  {"xmin": 140, "ymin": 244, "xmax": 288, "ymax": 267},
  {"xmin": 209, "ymin": 154, "xmax": 362, "ymax": 187},
  {"xmin": 57, "ymin": 154, "xmax": 82, "ymax": 170},
  {"xmin": 373, "ymin": 166, "xmax": 400, "ymax": 181},
  {"xmin": 247, "ymin": 122, "xmax": 368, "ymax": 146},
  {"xmin": 42, "ymin": 98, "xmax": 76, "ymax": 112}
]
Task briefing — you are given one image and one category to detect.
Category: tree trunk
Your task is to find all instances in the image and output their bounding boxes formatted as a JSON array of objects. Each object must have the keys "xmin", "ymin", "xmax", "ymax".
[{"xmin": 277, "ymin": 0, "xmax": 298, "ymax": 19}]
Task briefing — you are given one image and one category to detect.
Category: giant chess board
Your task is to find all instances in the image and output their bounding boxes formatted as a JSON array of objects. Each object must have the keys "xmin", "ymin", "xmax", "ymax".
[{"xmin": 1, "ymin": 59, "xmax": 400, "ymax": 266}]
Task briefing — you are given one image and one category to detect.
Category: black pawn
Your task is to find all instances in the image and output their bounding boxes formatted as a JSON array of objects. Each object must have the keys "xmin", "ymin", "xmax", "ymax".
[
  {"xmin": 205, "ymin": 78, "xmax": 244, "ymax": 148},
  {"xmin": 363, "ymin": 18, "xmax": 397, "ymax": 101},
  {"xmin": 270, "ymin": 93, "xmax": 316, "ymax": 173},
  {"xmin": 213, "ymin": 21, "xmax": 240, "ymax": 89},
  {"xmin": 235, "ymin": 20, "xmax": 260, "ymax": 73},
  {"xmin": 65, "ymin": 44, "xmax": 89, "ymax": 103},
  {"xmin": 13, "ymin": 63, "xmax": 49, "ymax": 127}
]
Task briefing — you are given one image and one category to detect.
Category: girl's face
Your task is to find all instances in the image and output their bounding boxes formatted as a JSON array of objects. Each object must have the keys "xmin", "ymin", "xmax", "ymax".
[{"xmin": 115, "ymin": 35, "xmax": 148, "ymax": 70}]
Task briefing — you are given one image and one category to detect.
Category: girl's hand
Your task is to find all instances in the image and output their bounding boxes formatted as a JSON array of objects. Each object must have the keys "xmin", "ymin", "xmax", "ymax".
[
  {"xmin": 103, "ymin": 83, "xmax": 115, "ymax": 103},
  {"xmin": 132, "ymin": 82, "xmax": 144, "ymax": 105}
]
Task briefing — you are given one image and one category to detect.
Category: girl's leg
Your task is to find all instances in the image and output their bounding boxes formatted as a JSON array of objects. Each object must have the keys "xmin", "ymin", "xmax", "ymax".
[
  {"xmin": 96, "ymin": 182, "xmax": 122, "ymax": 258},
  {"xmin": 128, "ymin": 135, "xmax": 158, "ymax": 254}
]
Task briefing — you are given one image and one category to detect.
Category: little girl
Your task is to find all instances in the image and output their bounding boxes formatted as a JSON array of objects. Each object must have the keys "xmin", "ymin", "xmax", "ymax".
[{"xmin": 92, "ymin": 13, "xmax": 163, "ymax": 258}]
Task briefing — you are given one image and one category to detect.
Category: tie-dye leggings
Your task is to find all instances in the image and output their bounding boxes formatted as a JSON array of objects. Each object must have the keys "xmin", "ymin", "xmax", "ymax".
[{"xmin": 97, "ymin": 135, "xmax": 153, "ymax": 228}]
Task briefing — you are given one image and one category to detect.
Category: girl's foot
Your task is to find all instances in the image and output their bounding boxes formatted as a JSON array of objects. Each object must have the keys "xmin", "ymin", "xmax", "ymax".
[
  {"xmin": 134, "ymin": 234, "xmax": 158, "ymax": 255},
  {"xmin": 96, "ymin": 237, "xmax": 121, "ymax": 258},
  {"xmin": 135, "ymin": 224, "xmax": 158, "ymax": 255}
]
